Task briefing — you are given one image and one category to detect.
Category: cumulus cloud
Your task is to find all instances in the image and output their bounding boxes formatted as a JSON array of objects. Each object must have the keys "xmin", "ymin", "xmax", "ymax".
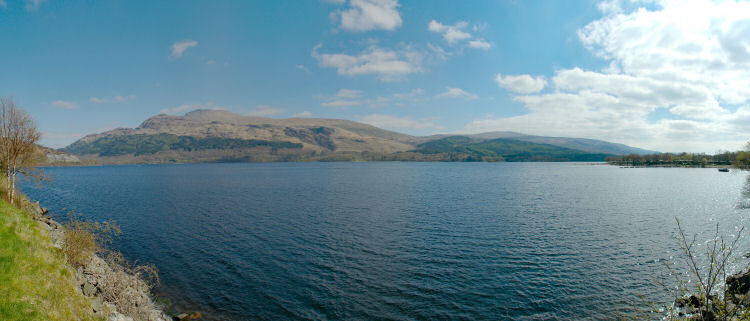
[
  {"xmin": 436, "ymin": 87, "xmax": 478, "ymax": 100},
  {"xmin": 468, "ymin": 40, "xmax": 491, "ymax": 50},
  {"xmin": 495, "ymin": 73, "xmax": 547, "ymax": 94},
  {"xmin": 312, "ymin": 44, "xmax": 423, "ymax": 81},
  {"xmin": 359, "ymin": 114, "xmax": 443, "ymax": 130},
  {"xmin": 428, "ymin": 20, "xmax": 471, "ymax": 44},
  {"xmin": 578, "ymin": 0, "xmax": 750, "ymax": 105},
  {"xmin": 170, "ymin": 40, "xmax": 198, "ymax": 58},
  {"xmin": 293, "ymin": 111, "xmax": 313, "ymax": 118},
  {"xmin": 51, "ymin": 100, "xmax": 78, "ymax": 109},
  {"xmin": 428, "ymin": 20, "xmax": 491, "ymax": 50},
  {"xmin": 335, "ymin": 0, "xmax": 402, "ymax": 32},
  {"xmin": 470, "ymin": 0, "xmax": 750, "ymax": 152}
]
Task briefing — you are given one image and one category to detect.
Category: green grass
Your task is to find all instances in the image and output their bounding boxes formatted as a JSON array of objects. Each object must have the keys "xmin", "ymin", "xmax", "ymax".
[{"xmin": 0, "ymin": 200, "xmax": 102, "ymax": 321}]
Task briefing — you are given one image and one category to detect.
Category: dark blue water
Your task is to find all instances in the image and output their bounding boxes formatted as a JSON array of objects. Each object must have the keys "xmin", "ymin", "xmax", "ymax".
[{"xmin": 20, "ymin": 163, "xmax": 750, "ymax": 320}]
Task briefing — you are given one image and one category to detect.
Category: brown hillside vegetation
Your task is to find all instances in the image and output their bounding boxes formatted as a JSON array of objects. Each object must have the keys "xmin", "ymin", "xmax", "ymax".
[{"xmin": 78, "ymin": 109, "xmax": 420, "ymax": 154}]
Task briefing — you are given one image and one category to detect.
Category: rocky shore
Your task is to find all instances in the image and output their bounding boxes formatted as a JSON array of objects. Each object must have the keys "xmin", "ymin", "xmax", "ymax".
[
  {"xmin": 25, "ymin": 201, "xmax": 176, "ymax": 321},
  {"xmin": 673, "ymin": 268, "xmax": 750, "ymax": 320}
]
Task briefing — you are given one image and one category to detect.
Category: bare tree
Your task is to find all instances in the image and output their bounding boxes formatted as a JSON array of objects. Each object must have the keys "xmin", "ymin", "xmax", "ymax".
[{"xmin": 0, "ymin": 97, "xmax": 42, "ymax": 205}]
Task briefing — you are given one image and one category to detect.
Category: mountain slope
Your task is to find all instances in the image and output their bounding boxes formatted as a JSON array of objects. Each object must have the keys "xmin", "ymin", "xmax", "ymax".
[
  {"xmin": 428, "ymin": 131, "xmax": 657, "ymax": 155},
  {"xmin": 410, "ymin": 136, "xmax": 612, "ymax": 162},
  {"xmin": 63, "ymin": 110, "xmax": 421, "ymax": 163},
  {"xmin": 62, "ymin": 109, "xmax": 655, "ymax": 164}
]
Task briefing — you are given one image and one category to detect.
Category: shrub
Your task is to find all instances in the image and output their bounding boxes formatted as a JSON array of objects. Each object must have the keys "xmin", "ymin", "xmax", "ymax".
[
  {"xmin": 98, "ymin": 252, "xmax": 160, "ymax": 320},
  {"xmin": 647, "ymin": 219, "xmax": 749, "ymax": 321},
  {"xmin": 61, "ymin": 213, "xmax": 163, "ymax": 320},
  {"xmin": 61, "ymin": 212, "xmax": 120, "ymax": 268}
]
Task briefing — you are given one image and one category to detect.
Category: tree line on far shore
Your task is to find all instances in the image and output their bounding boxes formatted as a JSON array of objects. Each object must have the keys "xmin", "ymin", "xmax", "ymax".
[{"xmin": 606, "ymin": 143, "xmax": 750, "ymax": 168}]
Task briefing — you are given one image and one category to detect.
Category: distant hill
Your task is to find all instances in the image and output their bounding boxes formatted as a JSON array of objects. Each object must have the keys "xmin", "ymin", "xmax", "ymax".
[
  {"xmin": 36, "ymin": 145, "xmax": 85, "ymax": 165},
  {"xmin": 61, "ymin": 109, "xmax": 656, "ymax": 164},
  {"xmin": 404, "ymin": 136, "xmax": 612, "ymax": 162},
  {"xmin": 427, "ymin": 131, "xmax": 657, "ymax": 155}
]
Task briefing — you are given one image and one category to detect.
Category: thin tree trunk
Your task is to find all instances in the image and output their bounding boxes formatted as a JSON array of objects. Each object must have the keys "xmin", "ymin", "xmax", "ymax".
[
  {"xmin": 10, "ymin": 166, "xmax": 15, "ymax": 205},
  {"xmin": 5, "ymin": 165, "xmax": 9, "ymax": 204}
]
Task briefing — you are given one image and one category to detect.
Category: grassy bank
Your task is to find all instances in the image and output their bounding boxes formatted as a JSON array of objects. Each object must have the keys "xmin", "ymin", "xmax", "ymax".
[{"xmin": 0, "ymin": 200, "xmax": 102, "ymax": 321}]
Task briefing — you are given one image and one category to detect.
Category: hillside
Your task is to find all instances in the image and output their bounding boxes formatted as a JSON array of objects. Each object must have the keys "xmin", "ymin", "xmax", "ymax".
[
  {"xmin": 62, "ymin": 110, "xmax": 654, "ymax": 163},
  {"xmin": 402, "ymin": 136, "xmax": 612, "ymax": 162},
  {"xmin": 0, "ymin": 200, "xmax": 102, "ymax": 321},
  {"xmin": 64, "ymin": 110, "xmax": 423, "ymax": 163},
  {"xmin": 426, "ymin": 131, "xmax": 657, "ymax": 155}
]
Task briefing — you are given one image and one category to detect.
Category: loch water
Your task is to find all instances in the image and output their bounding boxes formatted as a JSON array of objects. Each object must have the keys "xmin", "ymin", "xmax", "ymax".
[{"xmin": 21, "ymin": 162, "xmax": 750, "ymax": 320}]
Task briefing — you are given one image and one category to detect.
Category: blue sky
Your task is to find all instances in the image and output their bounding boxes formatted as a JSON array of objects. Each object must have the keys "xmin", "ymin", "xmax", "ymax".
[{"xmin": 2, "ymin": 0, "xmax": 750, "ymax": 152}]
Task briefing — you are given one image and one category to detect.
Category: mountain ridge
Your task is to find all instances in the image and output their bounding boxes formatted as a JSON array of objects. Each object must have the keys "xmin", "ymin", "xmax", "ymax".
[{"xmin": 62, "ymin": 109, "xmax": 656, "ymax": 163}]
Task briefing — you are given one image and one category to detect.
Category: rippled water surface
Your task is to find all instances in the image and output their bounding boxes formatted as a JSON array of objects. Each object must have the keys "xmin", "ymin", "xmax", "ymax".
[{"xmin": 21, "ymin": 162, "xmax": 750, "ymax": 320}]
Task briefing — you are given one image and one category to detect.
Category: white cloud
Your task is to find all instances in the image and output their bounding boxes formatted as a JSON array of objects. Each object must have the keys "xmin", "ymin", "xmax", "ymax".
[
  {"xmin": 320, "ymin": 88, "xmax": 427, "ymax": 107},
  {"xmin": 206, "ymin": 60, "xmax": 216, "ymax": 65},
  {"xmin": 391, "ymin": 88, "xmax": 424, "ymax": 99},
  {"xmin": 320, "ymin": 89, "xmax": 364, "ymax": 107},
  {"xmin": 90, "ymin": 94, "xmax": 134, "ymax": 104},
  {"xmin": 246, "ymin": 105, "xmax": 286, "ymax": 117},
  {"xmin": 428, "ymin": 20, "xmax": 491, "ymax": 50},
  {"xmin": 369, "ymin": 88, "xmax": 428, "ymax": 107},
  {"xmin": 495, "ymin": 73, "xmax": 547, "ymax": 94},
  {"xmin": 578, "ymin": 0, "xmax": 750, "ymax": 105},
  {"xmin": 468, "ymin": 40, "xmax": 491, "ymax": 50},
  {"xmin": 336, "ymin": 0, "xmax": 402, "ymax": 32},
  {"xmin": 312, "ymin": 44, "xmax": 422, "ymax": 81},
  {"xmin": 321, "ymin": 100, "xmax": 362, "ymax": 107},
  {"xmin": 293, "ymin": 111, "xmax": 313, "ymax": 118},
  {"xmin": 170, "ymin": 40, "xmax": 198, "ymax": 59},
  {"xmin": 334, "ymin": 89, "xmax": 363, "ymax": 99},
  {"xmin": 160, "ymin": 103, "xmax": 222, "ymax": 115},
  {"xmin": 25, "ymin": 0, "xmax": 44, "ymax": 11},
  {"xmin": 464, "ymin": 0, "xmax": 750, "ymax": 153},
  {"xmin": 0, "ymin": 0, "xmax": 7, "ymax": 9},
  {"xmin": 436, "ymin": 87, "xmax": 478, "ymax": 100},
  {"xmin": 359, "ymin": 114, "xmax": 443, "ymax": 130},
  {"xmin": 51, "ymin": 100, "xmax": 78, "ymax": 109},
  {"xmin": 295, "ymin": 64, "xmax": 311, "ymax": 73},
  {"xmin": 428, "ymin": 20, "xmax": 471, "ymax": 44},
  {"xmin": 469, "ymin": 0, "xmax": 750, "ymax": 152}
]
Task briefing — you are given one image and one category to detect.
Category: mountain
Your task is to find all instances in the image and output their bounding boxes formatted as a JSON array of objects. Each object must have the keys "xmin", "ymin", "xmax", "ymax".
[
  {"xmin": 426, "ymin": 131, "xmax": 658, "ymax": 155},
  {"xmin": 64, "ymin": 110, "xmax": 422, "ymax": 163},
  {"xmin": 402, "ymin": 136, "xmax": 612, "ymax": 162},
  {"xmin": 62, "ymin": 109, "xmax": 655, "ymax": 164}
]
